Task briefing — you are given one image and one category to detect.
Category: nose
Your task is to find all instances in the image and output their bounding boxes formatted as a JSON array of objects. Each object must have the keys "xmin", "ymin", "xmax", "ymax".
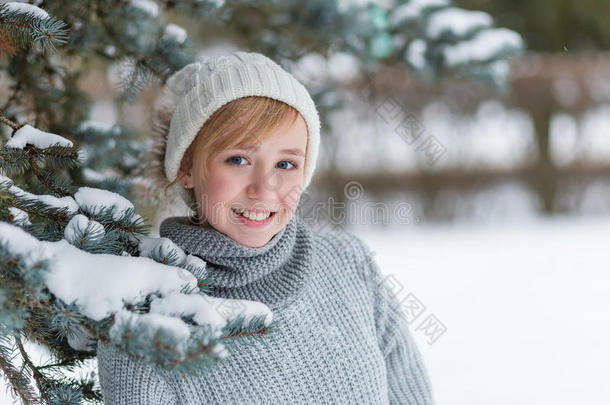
[{"xmin": 246, "ymin": 166, "xmax": 281, "ymax": 201}]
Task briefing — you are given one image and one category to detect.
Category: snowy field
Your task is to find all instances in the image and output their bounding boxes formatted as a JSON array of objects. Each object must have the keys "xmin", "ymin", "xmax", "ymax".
[
  {"xmin": 2, "ymin": 214, "xmax": 609, "ymax": 404},
  {"xmin": 358, "ymin": 214, "xmax": 610, "ymax": 405}
]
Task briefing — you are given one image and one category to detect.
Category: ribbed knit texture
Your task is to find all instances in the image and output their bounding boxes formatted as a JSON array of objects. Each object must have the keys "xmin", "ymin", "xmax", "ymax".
[{"xmin": 96, "ymin": 215, "xmax": 435, "ymax": 404}]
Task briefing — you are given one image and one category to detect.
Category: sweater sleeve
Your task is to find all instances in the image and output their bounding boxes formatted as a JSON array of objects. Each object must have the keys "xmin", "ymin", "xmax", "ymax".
[
  {"xmin": 96, "ymin": 340, "xmax": 178, "ymax": 405},
  {"xmin": 355, "ymin": 236, "xmax": 436, "ymax": 405}
]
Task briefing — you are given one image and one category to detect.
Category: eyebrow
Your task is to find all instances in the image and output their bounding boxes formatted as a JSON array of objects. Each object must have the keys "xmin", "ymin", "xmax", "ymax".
[{"xmin": 232, "ymin": 146, "xmax": 305, "ymax": 157}]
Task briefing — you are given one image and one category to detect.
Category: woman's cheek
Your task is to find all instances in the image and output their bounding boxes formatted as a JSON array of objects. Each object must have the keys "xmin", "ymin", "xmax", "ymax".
[{"xmin": 280, "ymin": 186, "xmax": 302, "ymax": 214}]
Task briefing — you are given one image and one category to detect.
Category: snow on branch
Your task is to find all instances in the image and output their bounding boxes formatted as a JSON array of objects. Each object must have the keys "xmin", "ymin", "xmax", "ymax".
[
  {"xmin": 426, "ymin": 7, "xmax": 492, "ymax": 39},
  {"xmin": 6, "ymin": 124, "xmax": 73, "ymax": 149},
  {"xmin": 75, "ymin": 120, "xmax": 118, "ymax": 134},
  {"xmin": 0, "ymin": 173, "xmax": 14, "ymax": 188},
  {"xmin": 0, "ymin": 3, "xmax": 68, "ymax": 60},
  {"xmin": 73, "ymin": 186, "xmax": 137, "ymax": 222},
  {"xmin": 0, "ymin": 220, "xmax": 274, "ymax": 366},
  {"xmin": 63, "ymin": 214, "xmax": 105, "ymax": 246},
  {"xmin": 0, "ymin": 222, "xmax": 197, "ymax": 321},
  {"xmin": 390, "ymin": 0, "xmax": 449, "ymax": 25},
  {"xmin": 3, "ymin": 2, "xmax": 50, "ymax": 19},
  {"xmin": 129, "ymin": 0, "xmax": 159, "ymax": 17},
  {"xmin": 443, "ymin": 27, "xmax": 524, "ymax": 66},
  {"xmin": 8, "ymin": 183, "xmax": 79, "ymax": 214},
  {"xmin": 162, "ymin": 24, "xmax": 187, "ymax": 44},
  {"xmin": 7, "ymin": 207, "xmax": 31, "ymax": 226}
]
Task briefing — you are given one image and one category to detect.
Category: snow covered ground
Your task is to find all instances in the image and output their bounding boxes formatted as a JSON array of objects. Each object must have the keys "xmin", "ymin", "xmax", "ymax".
[{"xmin": 357, "ymin": 214, "xmax": 610, "ymax": 405}]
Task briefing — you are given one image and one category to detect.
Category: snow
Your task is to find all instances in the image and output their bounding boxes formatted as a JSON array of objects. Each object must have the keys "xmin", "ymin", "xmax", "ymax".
[
  {"xmin": 426, "ymin": 7, "xmax": 492, "ymax": 39},
  {"xmin": 485, "ymin": 59, "xmax": 510, "ymax": 84},
  {"xmin": 339, "ymin": 98, "xmax": 610, "ymax": 174},
  {"xmin": 578, "ymin": 104, "xmax": 610, "ymax": 163},
  {"xmin": 63, "ymin": 214, "xmax": 105, "ymax": 246},
  {"xmin": 8, "ymin": 207, "xmax": 31, "ymax": 226},
  {"xmin": 148, "ymin": 292, "xmax": 228, "ymax": 333},
  {"xmin": 550, "ymin": 113, "xmax": 579, "ymax": 166},
  {"xmin": 44, "ymin": 240, "xmax": 199, "ymax": 321},
  {"xmin": 193, "ymin": 0, "xmax": 225, "ymax": 8},
  {"xmin": 9, "ymin": 184, "xmax": 79, "ymax": 214},
  {"xmin": 443, "ymin": 28, "xmax": 523, "ymax": 66},
  {"xmin": 129, "ymin": 0, "xmax": 159, "ymax": 17},
  {"xmin": 0, "ymin": 222, "xmax": 197, "ymax": 321},
  {"xmin": 202, "ymin": 295, "xmax": 273, "ymax": 325},
  {"xmin": 137, "ymin": 234, "xmax": 187, "ymax": 265},
  {"xmin": 357, "ymin": 215, "xmax": 610, "ymax": 404},
  {"xmin": 550, "ymin": 104, "xmax": 610, "ymax": 166},
  {"xmin": 163, "ymin": 24, "xmax": 187, "ymax": 44},
  {"xmin": 146, "ymin": 279, "xmax": 274, "ymax": 330},
  {"xmin": 209, "ymin": 0, "xmax": 226, "ymax": 8},
  {"xmin": 77, "ymin": 147, "xmax": 89, "ymax": 165},
  {"xmin": 76, "ymin": 120, "xmax": 116, "ymax": 134},
  {"xmin": 0, "ymin": 221, "xmax": 273, "ymax": 367},
  {"xmin": 290, "ymin": 52, "xmax": 328, "ymax": 86},
  {"xmin": 0, "ymin": 173, "xmax": 13, "ymax": 188},
  {"xmin": 4, "ymin": 2, "xmax": 49, "ymax": 19},
  {"xmin": 406, "ymin": 39, "xmax": 427, "ymax": 70},
  {"xmin": 6, "ymin": 124, "xmax": 73, "ymax": 149},
  {"xmin": 331, "ymin": 99, "xmax": 535, "ymax": 174},
  {"xmin": 121, "ymin": 153, "xmax": 138, "ymax": 168},
  {"xmin": 104, "ymin": 45, "xmax": 116, "ymax": 57},
  {"xmin": 336, "ymin": 0, "xmax": 370, "ymax": 13},
  {"xmin": 185, "ymin": 254, "xmax": 206, "ymax": 270},
  {"xmin": 110, "ymin": 309, "xmax": 191, "ymax": 351},
  {"xmin": 389, "ymin": 0, "xmax": 449, "ymax": 25},
  {"xmin": 327, "ymin": 52, "xmax": 359, "ymax": 83},
  {"xmin": 73, "ymin": 186, "xmax": 134, "ymax": 221},
  {"xmin": 0, "ymin": 222, "xmax": 43, "ymax": 259},
  {"xmin": 82, "ymin": 167, "xmax": 106, "ymax": 182}
]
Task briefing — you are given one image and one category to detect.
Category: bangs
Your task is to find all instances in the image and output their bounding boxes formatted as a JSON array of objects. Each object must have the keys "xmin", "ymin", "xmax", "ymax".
[
  {"xmin": 209, "ymin": 96, "xmax": 300, "ymax": 152},
  {"xmin": 189, "ymin": 96, "xmax": 303, "ymax": 181}
]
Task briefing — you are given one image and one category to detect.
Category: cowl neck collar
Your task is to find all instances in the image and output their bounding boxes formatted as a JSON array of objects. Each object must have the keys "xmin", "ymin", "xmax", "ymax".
[{"xmin": 158, "ymin": 214, "xmax": 314, "ymax": 310}]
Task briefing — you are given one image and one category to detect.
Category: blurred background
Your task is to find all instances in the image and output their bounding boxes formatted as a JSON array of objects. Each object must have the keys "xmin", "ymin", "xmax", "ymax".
[{"xmin": 4, "ymin": 0, "xmax": 608, "ymax": 403}]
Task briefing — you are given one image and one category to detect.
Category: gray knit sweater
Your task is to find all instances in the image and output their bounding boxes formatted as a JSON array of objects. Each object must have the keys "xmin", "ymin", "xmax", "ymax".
[{"xmin": 96, "ymin": 214, "xmax": 435, "ymax": 404}]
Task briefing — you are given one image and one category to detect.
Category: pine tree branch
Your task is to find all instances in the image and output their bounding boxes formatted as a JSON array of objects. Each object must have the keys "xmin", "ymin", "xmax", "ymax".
[
  {"xmin": 0, "ymin": 337, "xmax": 39, "ymax": 405},
  {"xmin": 14, "ymin": 337, "xmax": 46, "ymax": 404},
  {"xmin": 0, "ymin": 3, "xmax": 69, "ymax": 53},
  {"xmin": 26, "ymin": 151, "xmax": 70, "ymax": 197},
  {"xmin": 222, "ymin": 327, "xmax": 270, "ymax": 339},
  {"xmin": 36, "ymin": 358, "xmax": 73, "ymax": 371},
  {"xmin": 0, "ymin": 110, "xmax": 24, "ymax": 132},
  {"xmin": 9, "ymin": 197, "xmax": 71, "ymax": 223}
]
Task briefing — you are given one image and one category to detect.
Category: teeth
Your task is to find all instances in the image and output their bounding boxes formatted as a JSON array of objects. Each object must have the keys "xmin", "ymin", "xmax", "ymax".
[{"xmin": 233, "ymin": 208, "xmax": 272, "ymax": 221}]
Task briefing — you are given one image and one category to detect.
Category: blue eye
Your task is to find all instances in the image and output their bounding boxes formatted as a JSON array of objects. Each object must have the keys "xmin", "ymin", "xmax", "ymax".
[
  {"xmin": 226, "ymin": 155, "xmax": 298, "ymax": 170},
  {"xmin": 227, "ymin": 156, "xmax": 248, "ymax": 166},
  {"xmin": 277, "ymin": 160, "xmax": 298, "ymax": 170}
]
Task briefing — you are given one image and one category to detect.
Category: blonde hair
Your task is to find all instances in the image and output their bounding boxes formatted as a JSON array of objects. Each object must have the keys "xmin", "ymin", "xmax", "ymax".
[{"xmin": 163, "ymin": 96, "xmax": 307, "ymax": 223}]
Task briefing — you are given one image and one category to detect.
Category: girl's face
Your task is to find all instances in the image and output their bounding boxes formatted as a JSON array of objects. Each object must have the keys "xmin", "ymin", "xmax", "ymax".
[{"xmin": 182, "ymin": 114, "xmax": 308, "ymax": 248}]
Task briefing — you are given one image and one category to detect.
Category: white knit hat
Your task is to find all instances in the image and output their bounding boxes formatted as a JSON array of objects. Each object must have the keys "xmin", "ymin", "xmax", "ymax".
[{"xmin": 164, "ymin": 50, "xmax": 321, "ymax": 207}]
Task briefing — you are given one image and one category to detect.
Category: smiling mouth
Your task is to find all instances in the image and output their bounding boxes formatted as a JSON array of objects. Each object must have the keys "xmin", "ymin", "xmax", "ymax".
[{"xmin": 231, "ymin": 208, "xmax": 276, "ymax": 221}]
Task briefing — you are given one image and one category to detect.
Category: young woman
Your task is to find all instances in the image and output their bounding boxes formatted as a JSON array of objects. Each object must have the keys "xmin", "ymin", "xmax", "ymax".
[{"xmin": 96, "ymin": 50, "xmax": 435, "ymax": 404}]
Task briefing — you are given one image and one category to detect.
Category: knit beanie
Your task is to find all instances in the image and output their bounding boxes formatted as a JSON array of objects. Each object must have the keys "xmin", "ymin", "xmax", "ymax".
[{"xmin": 163, "ymin": 50, "xmax": 321, "ymax": 208}]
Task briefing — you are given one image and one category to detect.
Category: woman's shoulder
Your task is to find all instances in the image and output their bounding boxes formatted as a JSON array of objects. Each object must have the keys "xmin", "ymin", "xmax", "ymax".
[
  {"xmin": 312, "ymin": 224, "xmax": 371, "ymax": 251},
  {"xmin": 309, "ymin": 225, "xmax": 374, "ymax": 271}
]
